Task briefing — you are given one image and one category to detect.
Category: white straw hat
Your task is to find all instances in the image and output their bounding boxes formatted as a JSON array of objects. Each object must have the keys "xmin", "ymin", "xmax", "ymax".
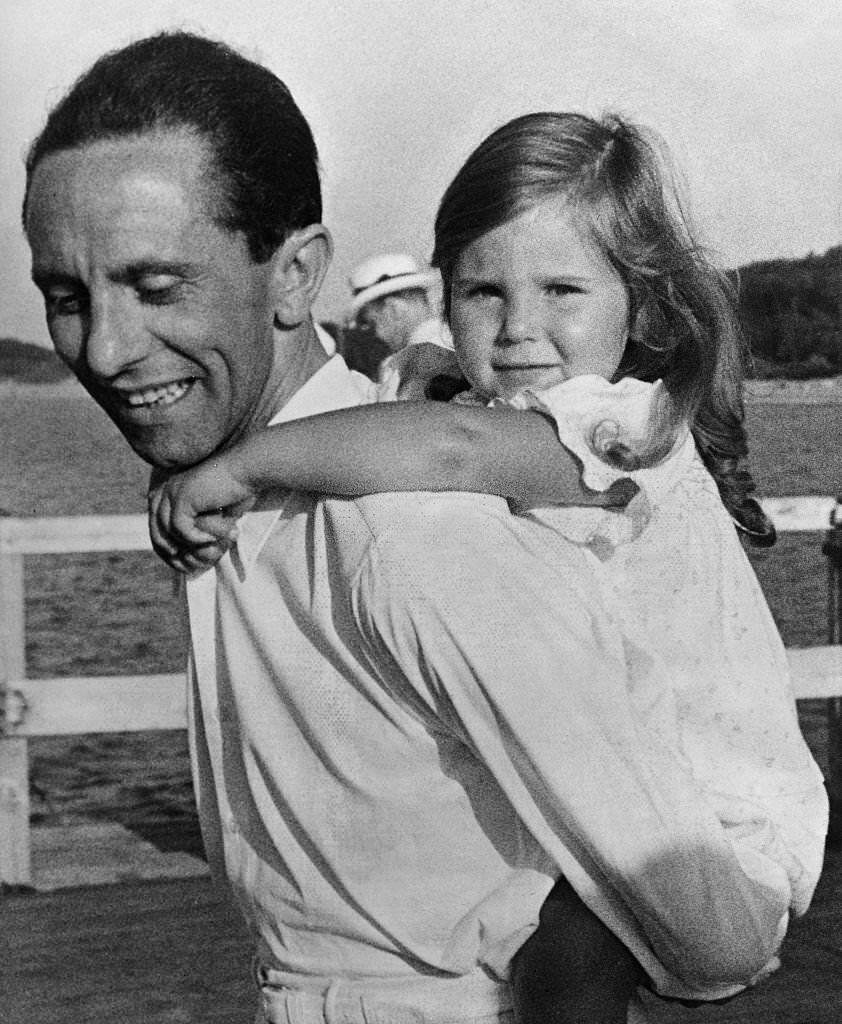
[{"xmin": 348, "ymin": 253, "xmax": 437, "ymax": 318}]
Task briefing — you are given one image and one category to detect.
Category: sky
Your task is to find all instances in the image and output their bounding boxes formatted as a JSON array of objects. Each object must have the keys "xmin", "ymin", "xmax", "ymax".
[{"xmin": 2, "ymin": 0, "xmax": 840, "ymax": 345}]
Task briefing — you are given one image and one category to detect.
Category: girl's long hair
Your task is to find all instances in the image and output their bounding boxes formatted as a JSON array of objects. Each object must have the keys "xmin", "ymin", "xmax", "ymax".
[{"xmin": 432, "ymin": 112, "xmax": 773, "ymax": 542}]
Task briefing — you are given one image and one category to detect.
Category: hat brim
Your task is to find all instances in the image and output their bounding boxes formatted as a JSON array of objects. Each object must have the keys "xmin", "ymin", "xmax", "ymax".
[{"xmin": 349, "ymin": 271, "xmax": 439, "ymax": 318}]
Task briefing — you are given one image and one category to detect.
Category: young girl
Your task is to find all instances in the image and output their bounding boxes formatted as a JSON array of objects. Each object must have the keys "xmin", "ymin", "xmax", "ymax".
[{"xmin": 148, "ymin": 112, "xmax": 827, "ymax": 1021}]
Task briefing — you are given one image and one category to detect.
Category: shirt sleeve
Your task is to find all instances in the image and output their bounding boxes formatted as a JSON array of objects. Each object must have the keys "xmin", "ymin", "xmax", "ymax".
[{"xmin": 349, "ymin": 498, "xmax": 788, "ymax": 1001}]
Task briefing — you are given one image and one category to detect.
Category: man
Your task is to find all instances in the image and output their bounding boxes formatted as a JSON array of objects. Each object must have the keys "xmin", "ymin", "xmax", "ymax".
[
  {"xmin": 24, "ymin": 32, "xmax": 786, "ymax": 1023},
  {"xmin": 348, "ymin": 253, "xmax": 456, "ymax": 399}
]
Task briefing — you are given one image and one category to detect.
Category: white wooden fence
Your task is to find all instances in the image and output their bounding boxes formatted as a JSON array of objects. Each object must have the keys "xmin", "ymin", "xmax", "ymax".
[{"xmin": 1, "ymin": 502, "xmax": 841, "ymax": 887}]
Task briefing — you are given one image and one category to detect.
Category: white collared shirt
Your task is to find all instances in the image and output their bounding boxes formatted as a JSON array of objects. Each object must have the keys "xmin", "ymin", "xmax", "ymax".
[
  {"xmin": 185, "ymin": 354, "xmax": 553, "ymax": 983},
  {"xmin": 184, "ymin": 351, "xmax": 794, "ymax": 1003}
]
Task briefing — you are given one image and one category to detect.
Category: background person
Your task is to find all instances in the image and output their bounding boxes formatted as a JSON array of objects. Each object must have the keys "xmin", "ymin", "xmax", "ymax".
[{"xmin": 348, "ymin": 252, "xmax": 457, "ymax": 399}]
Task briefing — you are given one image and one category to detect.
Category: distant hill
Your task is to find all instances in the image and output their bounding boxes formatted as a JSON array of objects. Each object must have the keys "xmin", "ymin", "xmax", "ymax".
[
  {"xmin": 732, "ymin": 245, "xmax": 842, "ymax": 378},
  {"xmin": 0, "ymin": 337, "xmax": 71, "ymax": 383}
]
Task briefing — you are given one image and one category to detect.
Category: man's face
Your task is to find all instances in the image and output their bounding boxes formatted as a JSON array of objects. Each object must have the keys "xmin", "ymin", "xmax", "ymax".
[
  {"xmin": 356, "ymin": 295, "xmax": 407, "ymax": 353},
  {"xmin": 25, "ymin": 130, "xmax": 278, "ymax": 469}
]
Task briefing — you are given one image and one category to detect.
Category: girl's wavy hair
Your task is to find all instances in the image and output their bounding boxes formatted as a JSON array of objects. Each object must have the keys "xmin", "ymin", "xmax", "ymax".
[{"xmin": 432, "ymin": 112, "xmax": 773, "ymax": 541}]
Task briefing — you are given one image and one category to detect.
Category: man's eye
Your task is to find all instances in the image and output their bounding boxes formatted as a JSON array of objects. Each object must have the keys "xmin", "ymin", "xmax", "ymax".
[
  {"xmin": 45, "ymin": 291, "xmax": 87, "ymax": 316},
  {"xmin": 137, "ymin": 278, "xmax": 182, "ymax": 305}
]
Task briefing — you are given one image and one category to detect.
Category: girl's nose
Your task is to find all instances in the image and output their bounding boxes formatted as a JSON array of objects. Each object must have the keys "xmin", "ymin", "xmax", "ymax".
[{"xmin": 499, "ymin": 298, "xmax": 539, "ymax": 346}]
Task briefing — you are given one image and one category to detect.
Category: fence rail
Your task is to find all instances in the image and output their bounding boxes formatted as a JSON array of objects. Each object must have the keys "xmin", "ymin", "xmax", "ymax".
[{"xmin": 2, "ymin": 504, "xmax": 841, "ymax": 887}]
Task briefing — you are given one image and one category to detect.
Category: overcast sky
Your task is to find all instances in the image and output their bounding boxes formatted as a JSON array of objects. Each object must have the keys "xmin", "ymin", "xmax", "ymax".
[{"xmin": 2, "ymin": 0, "xmax": 839, "ymax": 345}]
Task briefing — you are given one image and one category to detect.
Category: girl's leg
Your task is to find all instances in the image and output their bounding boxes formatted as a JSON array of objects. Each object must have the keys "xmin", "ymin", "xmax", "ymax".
[{"xmin": 512, "ymin": 876, "xmax": 644, "ymax": 1024}]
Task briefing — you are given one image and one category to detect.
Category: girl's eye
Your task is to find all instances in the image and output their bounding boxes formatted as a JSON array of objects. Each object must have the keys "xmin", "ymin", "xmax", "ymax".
[
  {"xmin": 452, "ymin": 280, "xmax": 501, "ymax": 302},
  {"xmin": 546, "ymin": 282, "xmax": 581, "ymax": 298}
]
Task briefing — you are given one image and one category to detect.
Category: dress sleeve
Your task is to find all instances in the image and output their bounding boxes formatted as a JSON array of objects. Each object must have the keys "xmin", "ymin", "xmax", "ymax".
[
  {"xmin": 509, "ymin": 375, "xmax": 683, "ymax": 490},
  {"xmin": 349, "ymin": 502, "xmax": 788, "ymax": 1002},
  {"xmin": 499, "ymin": 376, "xmax": 692, "ymax": 551}
]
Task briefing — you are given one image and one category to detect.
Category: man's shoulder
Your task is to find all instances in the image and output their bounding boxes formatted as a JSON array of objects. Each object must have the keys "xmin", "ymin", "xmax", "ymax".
[
  {"xmin": 329, "ymin": 490, "xmax": 509, "ymax": 540},
  {"xmin": 321, "ymin": 489, "xmax": 589, "ymax": 598},
  {"xmin": 320, "ymin": 490, "xmax": 508, "ymax": 577},
  {"xmin": 322, "ymin": 491, "xmax": 606, "ymax": 657}
]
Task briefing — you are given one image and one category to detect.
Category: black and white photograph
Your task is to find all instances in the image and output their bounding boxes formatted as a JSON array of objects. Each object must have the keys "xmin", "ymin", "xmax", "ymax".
[{"xmin": 1, "ymin": 2, "xmax": 840, "ymax": 1021}]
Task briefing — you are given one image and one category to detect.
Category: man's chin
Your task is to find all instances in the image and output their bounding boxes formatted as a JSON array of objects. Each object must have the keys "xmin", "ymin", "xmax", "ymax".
[
  {"xmin": 118, "ymin": 426, "xmax": 216, "ymax": 472},
  {"xmin": 92, "ymin": 397, "xmax": 213, "ymax": 469}
]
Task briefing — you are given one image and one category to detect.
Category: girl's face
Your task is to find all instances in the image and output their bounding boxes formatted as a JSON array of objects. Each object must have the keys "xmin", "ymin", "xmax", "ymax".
[{"xmin": 449, "ymin": 196, "xmax": 630, "ymax": 400}]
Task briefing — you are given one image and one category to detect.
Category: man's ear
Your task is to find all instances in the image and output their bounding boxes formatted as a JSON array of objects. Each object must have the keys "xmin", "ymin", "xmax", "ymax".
[{"xmin": 271, "ymin": 224, "xmax": 333, "ymax": 328}]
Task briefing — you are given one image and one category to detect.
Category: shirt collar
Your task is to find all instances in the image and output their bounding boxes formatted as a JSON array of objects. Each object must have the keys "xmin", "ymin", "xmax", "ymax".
[{"xmin": 231, "ymin": 337, "xmax": 374, "ymax": 573}]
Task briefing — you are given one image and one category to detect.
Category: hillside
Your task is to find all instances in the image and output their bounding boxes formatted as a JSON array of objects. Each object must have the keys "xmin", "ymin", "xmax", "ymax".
[
  {"xmin": 733, "ymin": 245, "xmax": 842, "ymax": 377},
  {"xmin": 0, "ymin": 337, "xmax": 71, "ymax": 383}
]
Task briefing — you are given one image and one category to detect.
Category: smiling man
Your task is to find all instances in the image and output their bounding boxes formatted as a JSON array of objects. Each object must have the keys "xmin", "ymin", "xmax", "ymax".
[
  {"xmin": 23, "ymin": 32, "xmax": 794, "ymax": 1024},
  {"xmin": 27, "ymin": 134, "xmax": 282, "ymax": 467},
  {"xmin": 23, "ymin": 75, "xmax": 330, "ymax": 472}
]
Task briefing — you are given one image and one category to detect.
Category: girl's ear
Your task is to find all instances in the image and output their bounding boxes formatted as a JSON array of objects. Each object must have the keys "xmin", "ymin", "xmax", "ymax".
[{"xmin": 271, "ymin": 225, "xmax": 334, "ymax": 328}]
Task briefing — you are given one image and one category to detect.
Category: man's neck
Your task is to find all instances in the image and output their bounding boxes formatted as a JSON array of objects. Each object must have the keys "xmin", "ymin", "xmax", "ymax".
[{"xmin": 245, "ymin": 318, "xmax": 329, "ymax": 435}]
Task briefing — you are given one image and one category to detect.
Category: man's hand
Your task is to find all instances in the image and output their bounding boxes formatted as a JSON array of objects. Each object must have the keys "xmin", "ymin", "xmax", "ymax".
[{"xmin": 147, "ymin": 457, "xmax": 257, "ymax": 573}]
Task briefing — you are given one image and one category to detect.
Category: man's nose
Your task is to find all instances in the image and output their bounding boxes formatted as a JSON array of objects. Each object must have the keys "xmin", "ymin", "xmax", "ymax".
[{"xmin": 84, "ymin": 297, "xmax": 148, "ymax": 379}]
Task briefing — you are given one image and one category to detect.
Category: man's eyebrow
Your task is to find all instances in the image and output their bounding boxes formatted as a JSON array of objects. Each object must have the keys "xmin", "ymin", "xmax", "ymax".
[
  {"xmin": 110, "ymin": 260, "xmax": 195, "ymax": 284},
  {"xmin": 32, "ymin": 261, "xmax": 195, "ymax": 289},
  {"xmin": 31, "ymin": 269, "xmax": 79, "ymax": 290}
]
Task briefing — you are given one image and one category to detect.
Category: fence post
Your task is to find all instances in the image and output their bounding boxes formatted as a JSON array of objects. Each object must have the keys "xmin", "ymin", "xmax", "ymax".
[
  {"xmin": 823, "ymin": 499, "xmax": 842, "ymax": 850},
  {"xmin": 0, "ymin": 529, "xmax": 31, "ymax": 889}
]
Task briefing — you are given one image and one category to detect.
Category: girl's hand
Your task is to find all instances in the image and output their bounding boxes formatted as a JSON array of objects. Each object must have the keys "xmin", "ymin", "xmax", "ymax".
[
  {"xmin": 147, "ymin": 457, "xmax": 257, "ymax": 573},
  {"xmin": 395, "ymin": 343, "xmax": 463, "ymax": 401}
]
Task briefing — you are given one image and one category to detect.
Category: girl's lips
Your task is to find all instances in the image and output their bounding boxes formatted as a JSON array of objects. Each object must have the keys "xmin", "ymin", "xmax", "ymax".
[
  {"xmin": 491, "ymin": 365, "xmax": 568, "ymax": 394},
  {"xmin": 493, "ymin": 364, "xmax": 565, "ymax": 381},
  {"xmin": 493, "ymin": 364, "xmax": 561, "ymax": 371}
]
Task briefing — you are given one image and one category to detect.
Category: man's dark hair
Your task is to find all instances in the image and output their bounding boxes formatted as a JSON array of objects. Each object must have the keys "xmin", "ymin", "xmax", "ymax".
[{"xmin": 22, "ymin": 31, "xmax": 321, "ymax": 261}]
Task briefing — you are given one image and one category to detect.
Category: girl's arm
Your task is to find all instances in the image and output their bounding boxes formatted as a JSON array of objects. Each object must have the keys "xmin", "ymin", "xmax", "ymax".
[
  {"xmin": 238, "ymin": 402, "xmax": 611, "ymax": 501},
  {"xmin": 149, "ymin": 402, "xmax": 633, "ymax": 571}
]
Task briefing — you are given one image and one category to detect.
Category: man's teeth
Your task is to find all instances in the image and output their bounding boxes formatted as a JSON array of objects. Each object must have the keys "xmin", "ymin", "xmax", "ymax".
[{"xmin": 124, "ymin": 380, "xmax": 192, "ymax": 407}]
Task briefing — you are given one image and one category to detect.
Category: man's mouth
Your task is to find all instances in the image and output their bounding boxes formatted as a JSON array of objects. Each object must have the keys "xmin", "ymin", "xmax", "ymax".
[{"xmin": 117, "ymin": 378, "xmax": 195, "ymax": 409}]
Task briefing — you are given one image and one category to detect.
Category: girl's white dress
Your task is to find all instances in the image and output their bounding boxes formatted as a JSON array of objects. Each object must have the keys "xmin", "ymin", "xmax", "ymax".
[{"xmin": 485, "ymin": 374, "xmax": 827, "ymax": 931}]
